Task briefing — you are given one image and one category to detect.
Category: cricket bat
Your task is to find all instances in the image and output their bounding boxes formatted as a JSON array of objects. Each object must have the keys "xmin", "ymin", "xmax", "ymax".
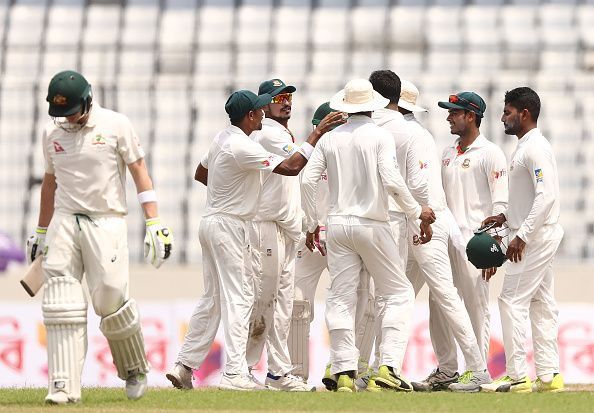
[{"xmin": 20, "ymin": 255, "xmax": 44, "ymax": 297}]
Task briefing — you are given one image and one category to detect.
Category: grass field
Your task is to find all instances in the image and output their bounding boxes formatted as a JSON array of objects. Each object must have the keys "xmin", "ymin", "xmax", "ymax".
[{"xmin": 1, "ymin": 387, "xmax": 593, "ymax": 413}]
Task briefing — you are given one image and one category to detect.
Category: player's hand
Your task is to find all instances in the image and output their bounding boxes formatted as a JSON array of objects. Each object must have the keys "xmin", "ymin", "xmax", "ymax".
[
  {"xmin": 481, "ymin": 213, "xmax": 506, "ymax": 228},
  {"xmin": 419, "ymin": 206, "xmax": 436, "ymax": 224},
  {"xmin": 313, "ymin": 112, "xmax": 345, "ymax": 137},
  {"xmin": 143, "ymin": 217, "xmax": 173, "ymax": 268},
  {"xmin": 482, "ymin": 267, "xmax": 498, "ymax": 281},
  {"xmin": 506, "ymin": 236, "xmax": 526, "ymax": 263},
  {"xmin": 25, "ymin": 227, "xmax": 47, "ymax": 265},
  {"xmin": 419, "ymin": 221, "xmax": 432, "ymax": 244},
  {"xmin": 305, "ymin": 226, "xmax": 326, "ymax": 256}
]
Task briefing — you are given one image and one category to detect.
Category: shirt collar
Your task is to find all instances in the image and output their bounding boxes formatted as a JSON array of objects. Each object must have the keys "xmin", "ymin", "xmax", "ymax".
[
  {"xmin": 347, "ymin": 114, "xmax": 375, "ymax": 124},
  {"xmin": 518, "ymin": 127, "xmax": 540, "ymax": 145},
  {"xmin": 450, "ymin": 134, "xmax": 488, "ymax": 151},
  {"xmin": 228, "ymin": 124, "xmax": 248, "ymax": 137},
  {"xmin": 403, "ymin": 113, "xmax": 416, "ymax": 121}
]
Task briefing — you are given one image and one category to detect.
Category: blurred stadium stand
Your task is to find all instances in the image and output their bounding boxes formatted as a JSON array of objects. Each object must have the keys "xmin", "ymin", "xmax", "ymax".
[{"xmin": 0, "ymin": 0, "xmax": 593, "ymax": 264}]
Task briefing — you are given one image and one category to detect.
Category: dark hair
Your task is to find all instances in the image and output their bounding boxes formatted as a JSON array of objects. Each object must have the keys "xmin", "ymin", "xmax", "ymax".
[
  {"xmin": 369, "ymin": 70, "xmax": 401, "ymax": 104},
  {"xmin": 504, "ymin": 87, "xmax": 540, "ymax": 122},
  {"xmin": 466, "ymin": 110, "xmax": 482, "ymax": 128}
]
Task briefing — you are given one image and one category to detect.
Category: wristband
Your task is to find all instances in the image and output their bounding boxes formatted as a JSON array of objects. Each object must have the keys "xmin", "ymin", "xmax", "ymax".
[
  {"xmin": 146, "ymin": 217, "xmax": 161, "ymax": 226},
  {"xmin": 298, "ymin": 142, "xmax": 315, "ymax": 160},
  {"xmin": 138, "ymin": 190, "xmax": 157, "ymax": 204},
  {"xmin": 35, "ymin": 227, "xmax": 47, "ymax": 234}
]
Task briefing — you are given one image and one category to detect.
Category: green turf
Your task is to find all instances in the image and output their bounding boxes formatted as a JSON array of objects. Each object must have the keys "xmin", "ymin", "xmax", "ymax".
[{"xmin": 0, "ymin": 388, "xmax": 593, "ymax": 413}]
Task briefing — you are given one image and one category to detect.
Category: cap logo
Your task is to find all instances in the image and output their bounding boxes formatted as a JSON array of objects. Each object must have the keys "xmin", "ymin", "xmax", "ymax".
[
  {"xmin": 491, "ymin": 243, "xmax": 498, "ymax": 253},
  {"xmin": 52, "ymin": 94, "xmax": 67, "ymax": 106},
  {"xmin": 272, "ymin": 80, "xmax": 282, "ymax": 87}
]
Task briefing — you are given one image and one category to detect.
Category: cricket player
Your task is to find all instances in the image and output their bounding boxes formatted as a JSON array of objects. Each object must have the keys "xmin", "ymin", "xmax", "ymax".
[
  {"xmin": 301, "ymin": 79, "xmax": 435, "ymax": 392},
  {"xmin": 166, "ymin": 90, "xmax": 342, "ymax": 391},
  {"xmin": 480, "ymin": 87, "xmax": 565, "ymax": 393},
  {"xmin": 26, "ymin": 70, "xmax": 173, "ymax": 404},
  {"xmin": 389, "ymin": 80, "xmax": 492, "ymax": 392},
  {"xmin": 245, "ymin": 79, "xmax": 313, "ymax": 392},
  {"xmin": 413, "ymin": 91, "xmax": 508, "ymax": 392},
  {"xmin": 288, "ymin": 103, "xmax": 377, "ymax": 390}
]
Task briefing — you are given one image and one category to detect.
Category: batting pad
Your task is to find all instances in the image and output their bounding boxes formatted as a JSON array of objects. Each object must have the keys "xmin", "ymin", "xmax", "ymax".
[
  {"xmin": 99, "ymin": 299, "xmax": 149, "ymax": 380},
  {"xmin": 355, "ymin": 296, "xmax": 376, "ymax": 371},
  {"xmin": 288, "ymin": 300, "xmax": 311, "ymax": 379},
  {"xmin": 42, "ymin": 276, "xmax": 88, "ymax": 401}
]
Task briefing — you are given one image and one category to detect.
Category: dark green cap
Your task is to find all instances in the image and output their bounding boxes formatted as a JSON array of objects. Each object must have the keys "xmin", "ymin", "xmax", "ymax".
[
  {"xmin": 46, "ymin": 70, "xmax": 92, "ymax": 117},
  {"xmin": 225, "ymin": 90, "xmax": 272, "ymax": 122},
  {"xmin": 258, "ymin": 78, "xmax": 296, "ymax": 97},
  {"xmin": 312, "ymin": 102, "xmax": 333, "ymax": 126},
  {"xmin": 466, "ymin": 231, "xmax": 507, "ymax": 269},
  {"xmin": 438, "ymin": 91, "xmax": 486, "ymax": 118}
]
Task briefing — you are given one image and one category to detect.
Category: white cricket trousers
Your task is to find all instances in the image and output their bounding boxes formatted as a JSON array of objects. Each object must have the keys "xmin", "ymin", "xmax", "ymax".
[
  {"xmin": 178, "ymin": 215, "xmax": 254, "ymax": 375},
  {"xmin": 246, "ymin": 221, "xmax": 297, "ymax": 375},
  {"xmin": 325, "ymin": 216, "xmax": 414, "ymax": 375},
  {"xmin": 427, "ymin": 241, "xmax": 491, "ymax": 372},
  {"xmin": 499, "ymin": 228, "xmax": 563, "ymax": 380},
  {"xmin": 406, "ymin": 212, "xmax": 486, "ymax": 373}
]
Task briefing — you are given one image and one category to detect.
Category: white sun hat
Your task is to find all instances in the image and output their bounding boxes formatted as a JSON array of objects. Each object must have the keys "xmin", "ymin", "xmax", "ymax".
[
  {"xmin": 329, "ymin": 78, "xmax": 389, "ymax": 114},
  {"xmin": 398, "ymin": 79, "xmax": 428, "ymax": 113}
]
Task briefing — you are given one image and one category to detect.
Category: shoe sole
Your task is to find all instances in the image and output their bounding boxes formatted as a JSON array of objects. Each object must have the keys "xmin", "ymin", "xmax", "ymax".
[
  {"xmin": 337, "ymin": 387, "xmax": 354, "ymax": 393},
  {"xmin": 374, "ymin": 378, "xmax": 413, "ymax": 392},
  {"xmin": 166, "ymin": 373, "xmax": 192, "ymax": 390},
  {"xmin": 481, "ymin": 383, "xmax": 532, "ymax": 393},
  {"xmin": 449, "ymin": 387, "xmax": 480, "ymax": 393}
]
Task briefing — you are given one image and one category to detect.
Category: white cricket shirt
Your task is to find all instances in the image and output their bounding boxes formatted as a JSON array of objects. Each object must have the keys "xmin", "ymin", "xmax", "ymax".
[
  {"xmin": 200, "ymin": 125, "xmax": 284, "ymax": 220},
  {"xmin": 505, "ymin": 128, "xmax": 562, "ymax": 243},
  {"xmin": 42, "ymin": 104, "xmax": 145, "ymax": 216},
  {"xmin": 251, "ymin": 118, "xmax": 302, "ymax": 240},
  {"xmin": 374, "ymin": 108, "xmax": 429, "ymax": 213},
  {"xmin": 441, "ymin": 134, "xmax": 508, "ymax": 242},
  {"xmin": 301, "ymin": 115, "xmax": 422, "ymax": 233},
  {"xmin": 403, "ymin": 113, "xmax": 448, "ymax": 212}
]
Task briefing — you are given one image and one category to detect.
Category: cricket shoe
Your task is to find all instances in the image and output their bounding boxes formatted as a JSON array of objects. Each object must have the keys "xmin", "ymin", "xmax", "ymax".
[
  {"xmin": 355, "ymin": 368, "xmax": 382, "ymax": 392},
  {"xmin": 126, "ymin": 372, "xmax": 148, "ymax": 400},
  {"xmin": 534, "ymin": 374, "xmax": 564, "ymax": 393},
  {"xmin": 219, "ymin": 373, "xmax": 268, "ymax": 391},
  {"xmin": 45, "ymin": 391, "xmax": 79, "ymax": 405},
  {"xmin": 448, "ymin": 370, "xmax": 491, "ymax": 393},
  {"xmin": 322, "ymin": 364, "xmax": 337, "ymax": 391},
  {"xmin": 412, "ymin": 368, "xmax": 459, "ymax": 392},
  {"xmin": 374, "ymin": 365, "xmax": 413, "ymax": 392},
  {"xmin": 265, "ymin": 373, "xmax": 316, "ymax": 392},
  {"xmin": 480, "ymin": 375, "xmax": 532, "ymax": 393},
  {"xmin": 166, "ymin": 362, "xmax": 193, "ymax": 390},
  {"xmin": 336, "ymin": 374, "xmax": 356, "ymax": 393}
]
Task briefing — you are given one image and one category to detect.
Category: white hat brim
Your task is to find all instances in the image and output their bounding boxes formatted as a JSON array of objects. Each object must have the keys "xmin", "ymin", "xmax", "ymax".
[
  {"xmin": 398, "ymin": 99, "xmax": 428, "ymax": 113},
  {"xmin": 329, "ymin": 89, "xmax": 389, "ymax": 113}
]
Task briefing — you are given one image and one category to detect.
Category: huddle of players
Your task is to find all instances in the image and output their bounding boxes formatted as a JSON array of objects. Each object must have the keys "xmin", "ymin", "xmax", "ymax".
[{"xmin": 165, "ymin": 70, "xmax": 564, "ymax": 394}]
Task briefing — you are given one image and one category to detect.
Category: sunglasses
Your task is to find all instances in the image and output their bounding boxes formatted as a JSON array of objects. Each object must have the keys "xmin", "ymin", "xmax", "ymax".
[
  {"xmin": 271, "ymin": 93, "xmax": 292, "ymax": 104},
  {"xmin": 449, "ymin": 94, "xmax": 481, "ymax": 111}
]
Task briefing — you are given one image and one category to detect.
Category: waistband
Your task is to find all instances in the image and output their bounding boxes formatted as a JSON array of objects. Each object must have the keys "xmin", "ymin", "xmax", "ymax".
[{"xmin": 327, "ymin": 215, "xmax": 388, "ymax": 226}]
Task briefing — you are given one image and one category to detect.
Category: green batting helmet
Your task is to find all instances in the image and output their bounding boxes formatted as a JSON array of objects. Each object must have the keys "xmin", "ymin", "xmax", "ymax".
[
  {"xmin": 46, "ymin": 70, "xmax": 92, "ymax": 117},
  {"xmin": 466, "ymin": 224, "xmax": 508, "ymax": 269}
]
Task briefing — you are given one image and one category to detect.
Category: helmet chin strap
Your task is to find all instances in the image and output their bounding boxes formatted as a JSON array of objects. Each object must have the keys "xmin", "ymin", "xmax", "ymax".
[{"xmin": 53, "ymin": 103, "xmax": 92, "ymax": 133}]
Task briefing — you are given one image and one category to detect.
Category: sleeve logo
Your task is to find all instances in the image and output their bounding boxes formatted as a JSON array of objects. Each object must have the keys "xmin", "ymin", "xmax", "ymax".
[{"xmin": 534, "ymin": 168, "xmax": 543, "ymax": 183}]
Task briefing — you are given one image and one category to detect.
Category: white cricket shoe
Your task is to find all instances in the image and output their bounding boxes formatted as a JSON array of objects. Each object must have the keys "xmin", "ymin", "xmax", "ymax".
[
  {"xmin": 45, "ymin": 391, "xmax": 78, "ymax": 405},
  {"xmin": 166, "ymin": 362, "xmax": 194, "ymax": 390},
  {"xmin": 126, "ymin": 372, "xmax": 147, "ymax": 400},
  {"xmin": 265, "ymin": 373, "xmax": 316, "ymax": 392},
  {"xmin": 219, "ymin": 373, "xmax": 268, "ymax": 391}
]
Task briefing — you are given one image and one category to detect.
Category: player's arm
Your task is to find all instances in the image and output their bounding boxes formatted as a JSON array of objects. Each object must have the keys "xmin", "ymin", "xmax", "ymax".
[
  {"xmin": 273, "ymin": 112, "xmax": 344, "ymax": 176},
  {"xmin": 128, "ymin": 157, "xmax": 158, "ymax": 219},
  {"xmin": 301, "ymin": 145, "xmax": 326, "ymax": 252},
  {"xmin": 405, "ymin": 137, "xmax": 430, "ymax": 205},
  {"xmin": 38, "ymin": 173, "xmax": 56, "ymax": 227},
  {"xmin": 195, "ymin": 163, "xmax": 208, "ymax": 186},
  {"xmin": 484, "ymin": 147, "xmax": 508, "ymax": 216},
  {"xmin": 377, "ymin": 134, "xmax": 434, "ymax": 226}
]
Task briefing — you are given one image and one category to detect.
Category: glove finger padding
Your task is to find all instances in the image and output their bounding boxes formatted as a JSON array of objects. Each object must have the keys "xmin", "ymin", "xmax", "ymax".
[
  {"xmin": 25, "ymin": 227, "xmax": 47, "ymax": 265},
  {"xmin": 143, "ymin": 218, "xmax": 173, "ymax": 268}
]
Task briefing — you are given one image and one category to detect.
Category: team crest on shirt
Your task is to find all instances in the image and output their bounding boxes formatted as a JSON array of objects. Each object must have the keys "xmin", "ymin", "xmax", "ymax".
[
  {"xmin": 266, "ymin": 248, "xmax": 272, "ymax": 256},
  {"xmin": 282, "ymin": 144, "xmax": 294, "ymax": 154},
  {"xmin": 535, "ymin": 168, "xmax": 544, "ymax": 183},
  {"xmin": 492, "ymin": 169, "xmax": 506, "ymax": 179},
  {"xmin": 419, "ymin": 160, "xmax": 428, "ymax": 169},
  {"xmin": 92, "ymin": 134, "xmax": 106, "ymax": 145},
  {"xmin": 442, "ymin": 158, "xmax": 450, "ymax": 167},
  {"xmin": 53, "ymin": 141, "xmax": 65, "ymax": 154},
  {"xmin": 462, "ymin": 158, "xmax": 471, "ymax": 168},
  {"xmin": 412, "ymin": 235, "xmax": 421, "ymax": 246}
]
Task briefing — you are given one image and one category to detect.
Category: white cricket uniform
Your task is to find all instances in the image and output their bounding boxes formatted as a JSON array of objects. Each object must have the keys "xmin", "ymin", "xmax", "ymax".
[
  {"xmin": 498, "ymin": 128, "xmax": 563, "ymax": 380},
  {"xmin": 439, "ymin": 135, "xmax": 508, "ymax": 368},
  {"xmin": 177, "ymin": 125, "xmax": 284, "ymax": 375},
  {"xmin": 42, "ymin": 104, "xmax": 144, "ymax": 316},
  {"xmin": 402, "ymin": 113, "xmax": 486, "ymax": 374},
  {"xmin": 302, "ymin": 115, "xmax": 421, "ymax": 375},
  {"xmin": 246, "ymin": 118, "xmax": 301, "ymax": 376}
]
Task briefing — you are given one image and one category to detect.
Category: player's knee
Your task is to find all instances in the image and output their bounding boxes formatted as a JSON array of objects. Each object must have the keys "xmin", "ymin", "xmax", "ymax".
[{"xmin": 91, "ymin": 285, "xmax": 126, "ymax": 317}]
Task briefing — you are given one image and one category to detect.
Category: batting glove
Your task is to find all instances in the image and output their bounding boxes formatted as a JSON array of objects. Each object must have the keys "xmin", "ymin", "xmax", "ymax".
[
  {"xmin": 25, "ymin": 226, "xmax": 47, "ymax": 265},
  {"xmin": 143, "ymin": 217, "xmax": 173, "ymax": 269}
]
